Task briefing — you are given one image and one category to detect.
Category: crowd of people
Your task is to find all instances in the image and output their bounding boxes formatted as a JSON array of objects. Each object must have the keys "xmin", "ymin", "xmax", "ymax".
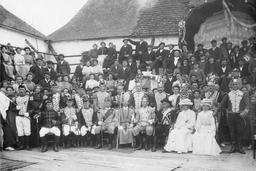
[{"xmin": 0, "ymin": 36, "xmax": 256, "ymax": 156}]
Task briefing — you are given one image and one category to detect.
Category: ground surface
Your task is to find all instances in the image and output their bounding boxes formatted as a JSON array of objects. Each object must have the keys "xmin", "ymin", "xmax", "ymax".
[{"xmin": 1, "ymin": 147, "xmax": 256, "ymax": 171}]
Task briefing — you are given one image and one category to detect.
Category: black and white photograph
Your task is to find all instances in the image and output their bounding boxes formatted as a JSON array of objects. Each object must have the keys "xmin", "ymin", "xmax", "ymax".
[{"xmin": 0, "ymin": 0, "xmax": 256, "ymax": 170}]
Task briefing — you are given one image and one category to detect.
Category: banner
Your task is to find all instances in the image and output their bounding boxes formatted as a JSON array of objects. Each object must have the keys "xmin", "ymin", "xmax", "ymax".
[{"xmin": 0, "ymin": 92, "xmax": 11, "ymax": 120}]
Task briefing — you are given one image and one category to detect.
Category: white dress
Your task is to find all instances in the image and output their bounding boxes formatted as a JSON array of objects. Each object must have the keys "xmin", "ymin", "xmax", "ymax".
[
  {"xmin": 164, "ymin": 109, "xmax": 196, "ymax": 153},
  {"xmin": 192, "ymin": 110, "xmax": 221, "ymax": 156}
]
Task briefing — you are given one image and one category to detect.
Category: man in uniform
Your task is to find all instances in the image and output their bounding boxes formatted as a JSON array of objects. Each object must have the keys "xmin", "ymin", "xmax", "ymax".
[
  {"xmin": 152, "ymin": 98, "xmax": 177, "ymax": 152},
  {"xmin": 95, "ymin": 97, "xmax": 118, "ymax": 150},
  {"xmin": 16, "ymin": 85, "xmax": 32, "ymax": 150},
  {"xmin": 38, "ymin": 100, "xmax": 61, "ymax": 152},
  {"xmin": 221, "ymin": 79, "xmax": 249, "ymax": 154},
  {"xmin": 132, "ymin": 96, "xmax": 155, "ymax": 150}
]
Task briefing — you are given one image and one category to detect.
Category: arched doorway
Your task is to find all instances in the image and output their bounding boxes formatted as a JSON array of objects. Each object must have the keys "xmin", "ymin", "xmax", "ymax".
[{"xmin": 184, "ymin": 0, "xmax": 256, "ymax": 51}]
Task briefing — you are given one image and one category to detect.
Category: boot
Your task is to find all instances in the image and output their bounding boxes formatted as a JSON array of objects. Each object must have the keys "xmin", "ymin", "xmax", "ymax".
[
  {"xmin": 25, "ymin": 136, "xmax": 32, "ymax": 151},
  {"xmin": 229, "ymin": 143, "xmax": 236, "ymax": 153},
  {"xmin": 151, "ymin": 136, "xmax": 157, "ymax": 152},
  {"xmin": 135, "ymin": 134, "xmax": 142, "ymax": 150},
  {"xmin": 144, "ymin": 135, "xmax": 150, "ymax": 151},
  {"xmin": 108, "ymin": 134, "xmax": 113, "ymax": 150},
  {"xmin": 17, "ymin": 136, "xmax": 25, "ymax": 150},
  {"xmin": 40, "ymin": 137, "xmax": 48, "ymax": 152},
  {"xmin": 95, "ymin": 134, "xmax": 102, "ymax": 149},
  {"xmin": 53, "ymin": 136, "xmax": 60, "ymax": 152},
  {"xmin": 237, "ymin": 143, "xmax": 245, "ymax": 154}
]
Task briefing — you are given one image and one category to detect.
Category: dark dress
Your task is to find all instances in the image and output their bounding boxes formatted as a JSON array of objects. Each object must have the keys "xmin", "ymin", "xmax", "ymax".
[{"xmin": 3, "ymin": 101, "xmax": 18, "ymax": 148}]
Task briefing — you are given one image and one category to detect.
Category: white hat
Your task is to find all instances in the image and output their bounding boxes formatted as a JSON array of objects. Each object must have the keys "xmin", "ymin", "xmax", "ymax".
[
  {"xmin": 201, "ymin": 98, "xmax": 212, "ymax": 107},
  {"xmin": 179, "ymin": 98, "xmax": 193, "ymax": 106}
]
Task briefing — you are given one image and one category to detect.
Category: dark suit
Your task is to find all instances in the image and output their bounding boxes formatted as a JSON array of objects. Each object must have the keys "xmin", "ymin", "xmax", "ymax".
[
  {"xmin": 56, "ymin": 60, "xmax": 70, "ymax": 75},
  {"xmin": 209, "ymin": 47, "xmax": 222, "ymax": 61},
  {"xmin": 119, "ymin": 44, "xmax": 133, "ymax": 62},
  {"xmin": 29, "ymin": 65, "xmax": 44, "ymax": 84},
  {"xmin": 43, "ymin": 68, "xmax": 57, "ymax": 80},
  {"xmin": 98, "ymin": 47, "xmax": 108, "ymax": 55},
  {"xmin": 238, "ymin": 63, "xmax": 249, "ymax": 78},
  {"xmin": 73, "ymin": 65, "xmax": 83, "ymax": 81},
  {"xmin": 166, "ymin": 56, "xmax": 182, "ymax": 73},
  {"xmin": 39, "ymin": 79, "xmax": 52, "ymax": 89},
  {"xmin": 220, "ymin": 91, "xmax": 249, "ymax": 151},
  {"xmin": 109, "ymin": 64, "xmax": 121, "ymax": 79},
  {"xmin": 217, "ymin": 66, "xmax": 232, "ymax": 77},
  {"xmin": 154, "ymin": 49, "xmax": 168, "ymax": 73},
  {"xmin": 141, "ymin": 50, "xmax": 155, "ymax": 64},
  {"xmin": 117, "ymin": 67, "xmax": 131, "ymax": 80},
  {"xmin": 128, "ymin": 39, "xmax": 148, "ymax": 60}
]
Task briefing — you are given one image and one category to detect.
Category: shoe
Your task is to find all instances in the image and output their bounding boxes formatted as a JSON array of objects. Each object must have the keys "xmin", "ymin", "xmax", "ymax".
[
  {"xmin": 41, "ymin": 145, "xmax": 47, "ymax": 152},
  {"xmin": 25, "ymin": 136, "xmax": 32, "ymax": 151},
  {"xmin": 248, "ymin": 145, "xmax": 252, "ymax": 150},
  {"xmin": 53, "ymin": 145, "xmax": 59, "ymax": 152},
  {"xmin": 17, "ymin": 136, "xmax": 25, "ymax": 150},
  {"xmin": 5, "ymin": 147, "xmax": 15, "ymax": 151},
  {"xmin": 151, "ymin": 146, "xmax": 156, "ymax": 152},
  {"xmin": 229, "ymin": 145, "xmax": 236, "ymax": 153},
  {"xmin": 95, "ymin": 144, "xmax": 102, "ymax": 149},
  {"xmin": 237, "ymin": 148, "xmax": 245, "ymax": 154},
  {"xmin": 162, "ymin": 149, "xmax": 170, "ymax": 153}
]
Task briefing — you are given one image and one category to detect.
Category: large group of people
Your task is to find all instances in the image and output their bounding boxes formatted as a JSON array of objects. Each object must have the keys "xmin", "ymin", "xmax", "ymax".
[{"xmin": 0, "ymin": 36, "xmax": 256, "ymax": 156}]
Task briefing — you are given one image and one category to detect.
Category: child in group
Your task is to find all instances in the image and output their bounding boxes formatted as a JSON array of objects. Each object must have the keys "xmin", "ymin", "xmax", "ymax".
[{"xmin": 192, "ymin": 98, "xmax": 221, "ymax": 156}]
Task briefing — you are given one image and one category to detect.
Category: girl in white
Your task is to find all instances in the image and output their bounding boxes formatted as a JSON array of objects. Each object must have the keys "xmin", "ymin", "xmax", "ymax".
[
  {"xmin": 164, "ymin": 98, "xmax": 196, "ymax": 153},
  {"xmin": 192, "ymin": 98, "xmax": 221, "ymax": 156}
]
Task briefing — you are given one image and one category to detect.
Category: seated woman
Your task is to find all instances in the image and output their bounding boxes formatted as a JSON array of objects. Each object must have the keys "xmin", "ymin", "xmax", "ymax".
[
  {"xmin": 192, "ymin": 98, "xmax": 221, "ymax": 156},
  {"xmin": 163, "ymin": 98, "xmax": 195, "ymax": 153}
]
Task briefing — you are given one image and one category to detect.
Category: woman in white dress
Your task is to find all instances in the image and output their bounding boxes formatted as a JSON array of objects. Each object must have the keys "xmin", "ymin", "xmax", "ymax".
[
  {"xmin": 192, "ymin": 98, "xmax": 221, "ymax": 156},
  {"xmin": 14, "ymin": 47, "xmax": 26, "ymax": 78},
  {"xmin": 164, "ymin": 98, "xmax": 196, "ymax": 153}
]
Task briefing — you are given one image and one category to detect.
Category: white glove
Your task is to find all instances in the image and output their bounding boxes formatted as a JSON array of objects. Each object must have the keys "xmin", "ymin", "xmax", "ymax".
[
  {"xmin": 24, "ymin": 112, "xmax": 29, "ymax": 117},
  {"xmin": 16, "ymin": 105, "xmax": 21, "ymax": 110},
  {"xmin": 98, "ymin": 121, "xmax": 103, "ymax": 125},
  {"xmin": 148, "ymin": 120, "xmax": 153, "ymax": 124}
]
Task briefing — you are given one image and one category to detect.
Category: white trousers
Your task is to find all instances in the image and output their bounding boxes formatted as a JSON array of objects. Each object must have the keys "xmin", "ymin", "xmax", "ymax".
[
  {"xmin": 80, "ymin": 125, "xmax": 100, "ymax": 136},
  {"xmin": 16, "ymin": 116, "xmax": 31, "ymax": 136},
  {"xmin": 39, "ymin": 127, "xmax": 61, "ymax": 137},
  {"xmin": 63, "ymin": 124, "xmax": 80, "ymax": 136}
]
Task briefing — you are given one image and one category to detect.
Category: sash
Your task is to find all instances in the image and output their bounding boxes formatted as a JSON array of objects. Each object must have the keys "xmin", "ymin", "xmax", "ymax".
[{"xmin": 103, "ymin": 108, "xmax": 114, "ymax": 121}]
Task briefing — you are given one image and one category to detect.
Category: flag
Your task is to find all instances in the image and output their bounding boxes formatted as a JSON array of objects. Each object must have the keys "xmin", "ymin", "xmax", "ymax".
[{"xmin": 0, "ymin": 91, "xmax": 11, "ymax": 120}]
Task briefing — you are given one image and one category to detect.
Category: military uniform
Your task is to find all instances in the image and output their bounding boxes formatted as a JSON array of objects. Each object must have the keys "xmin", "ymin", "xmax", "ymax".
[{"xmin": 221, "ymin": 89, "xmax": 249, "ymax": 153}]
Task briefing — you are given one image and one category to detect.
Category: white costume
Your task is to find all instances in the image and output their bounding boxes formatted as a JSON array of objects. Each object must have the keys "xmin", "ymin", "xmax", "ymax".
[
  {"xmin": 16, "ymin": 95, "xmax": 31, "ymax": 136},
  {"xmin": 164, "ymin": 107, "xmax": 196, "ymax": 153},
  {"xmin": 62, "ymin": 107, "xmax": 80, "ymax": 136},
  {"xmin": 193, "ymin": 110, "xmax": 221, "ymax": 156}
]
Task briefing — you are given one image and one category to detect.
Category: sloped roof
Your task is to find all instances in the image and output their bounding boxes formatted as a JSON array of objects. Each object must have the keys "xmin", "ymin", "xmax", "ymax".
[
  {"xmin": 0, "ymin": 5, "xmax": 46, "ymax": 39},
  {"xmin": 49, "ymin": 0, "xmax": 191, "ymax": 42},
  {"xmin": 132, "ymin": 0, "xmax": 190, "ymax": 37}
]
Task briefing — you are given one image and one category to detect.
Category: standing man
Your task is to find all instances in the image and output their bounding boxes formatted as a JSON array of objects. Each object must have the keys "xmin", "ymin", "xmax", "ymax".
[
  {"xmin": 29, "ymin": 57, "xmax": 44, "ymax": 84},
  {"xmin": 220, "ymin": 79, "xmax": 249, "ymax": 154},
  {"xmin": 16, "ymin": 85, "xmax": 32, "ymax": 150},
  {"xmin": 209, "ymin": 40, "xmax": 222, "ymax": 63},
  {"xmin": 128, "ymin": 38, "xmax": 148, "ymax": 61},
  {"xmin": 43, "ymin": 61, "xmax": 57, "ymax": 80},
  {"xmin": 152, "ymin": 98, "xmax": 177, "ymax": 152},
  {"xmin": 119, "ymin": 39, "xmax": 133, "ymax": 63},
  {"xmin": 56, "ymin": 54, "xmax": 71, "ymax": 76}
]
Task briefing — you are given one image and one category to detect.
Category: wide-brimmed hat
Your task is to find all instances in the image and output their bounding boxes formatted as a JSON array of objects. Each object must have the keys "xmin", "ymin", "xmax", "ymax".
[
  {"xmin": 179, "ymin": 98, "xmax": 193, "ymax": 106},
  {"xmin": 201, "ymin": 98, "xmax": 212, "ymax": 107}
]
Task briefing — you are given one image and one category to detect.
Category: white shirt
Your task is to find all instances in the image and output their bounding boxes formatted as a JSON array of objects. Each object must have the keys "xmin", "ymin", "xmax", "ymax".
[
  {"xmin": 91, "ymin": 65, "xmax": 103, "ymax": 74},
  {"xmin": 174, "ymin": 57, "xmax": 179, "ymax": 66},
  {"xmin": 228, "ymin": 90, "xmax": 243, "ymax": 113},
  {"xmin": 221, "ymin": 66, "xmax": 226, "ymax": 72},
  {"xmin": 85, "ymin": 79, "xmax": 99, "ymax": 89},
  {"xmin": 14, "ymin": 54, "xmax": 25, "ymax": 65},
  {"xmin": 82, "ymin": 66, "xmax": 92, "ymax": 76},
  {"xmin": 168, "ymin": 94, "xmax": 179, "ymax": 107}
]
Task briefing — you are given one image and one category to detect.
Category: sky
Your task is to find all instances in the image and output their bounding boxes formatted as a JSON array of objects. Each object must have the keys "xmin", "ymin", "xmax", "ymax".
[{"xmin": 0, "ymin": 0, "xmax": 87, "ymax": 36}]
